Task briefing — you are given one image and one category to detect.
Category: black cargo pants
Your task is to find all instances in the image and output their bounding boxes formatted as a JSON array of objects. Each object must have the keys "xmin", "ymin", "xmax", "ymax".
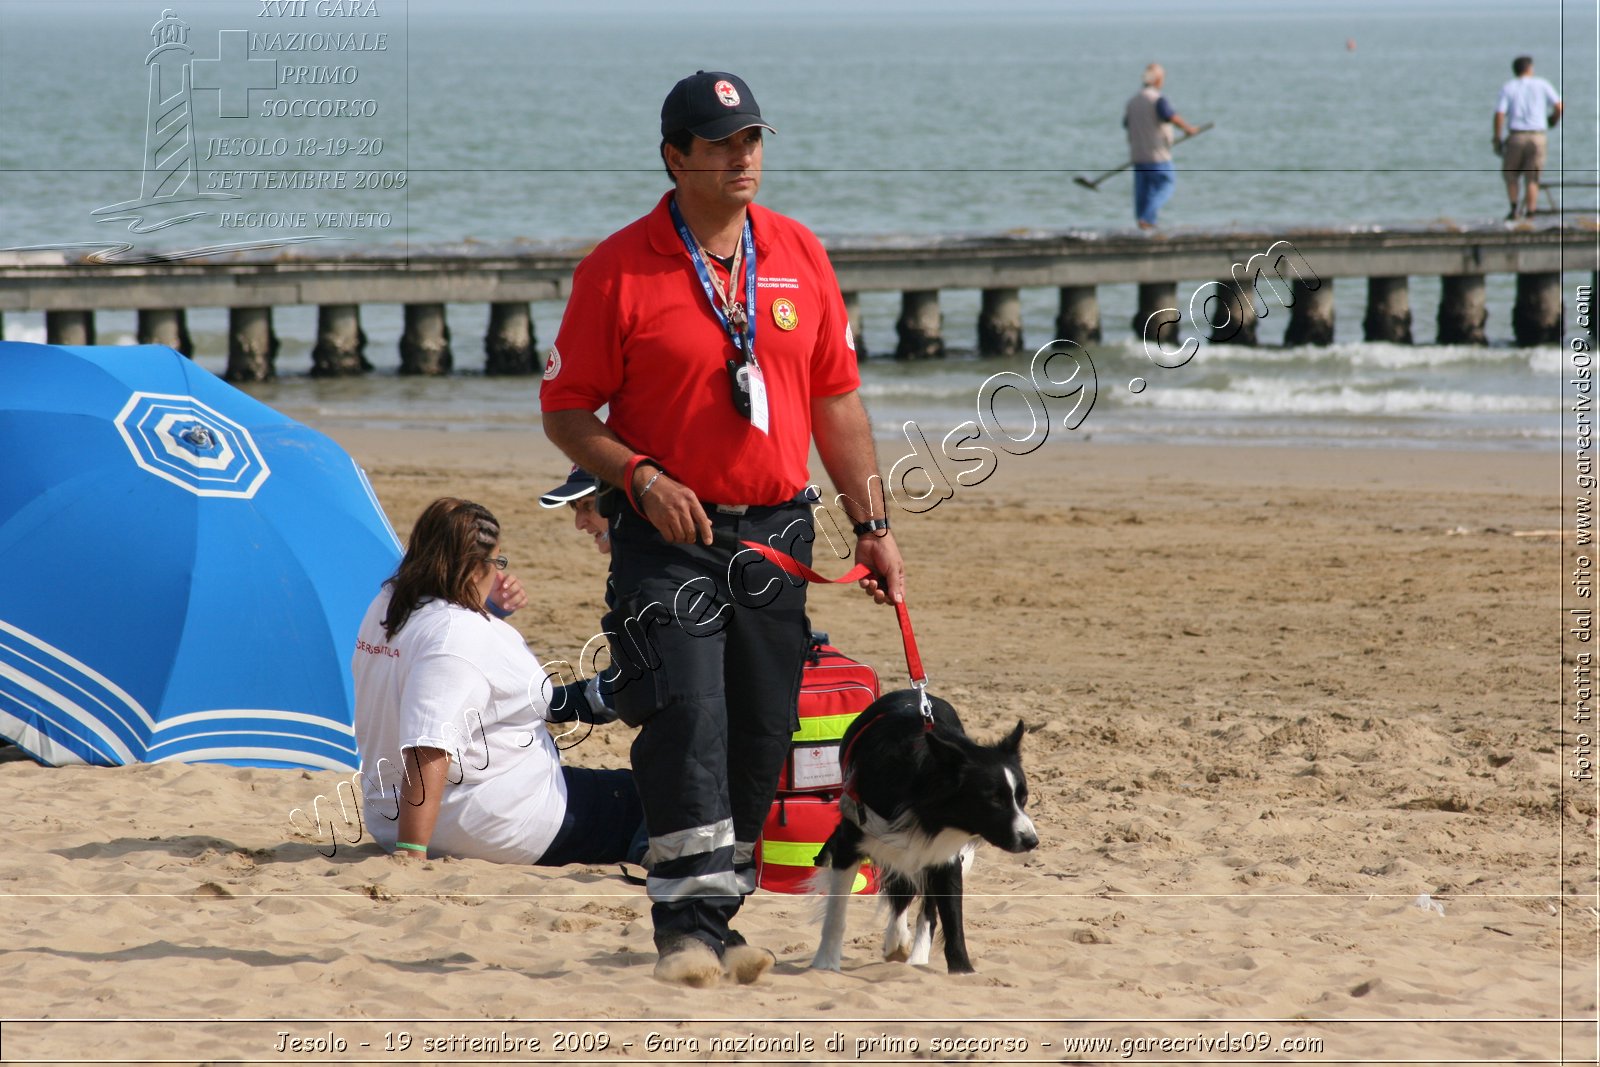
[{"xmin": 605, "ymin": 499, "xmax": 812, "ymax": 955}]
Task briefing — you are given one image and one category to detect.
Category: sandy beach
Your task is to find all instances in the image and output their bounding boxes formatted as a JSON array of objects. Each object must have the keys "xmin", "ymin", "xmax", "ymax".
[{"xmin": 2, "ymin": 425, "xmax": 1591, "ymax": 1065}]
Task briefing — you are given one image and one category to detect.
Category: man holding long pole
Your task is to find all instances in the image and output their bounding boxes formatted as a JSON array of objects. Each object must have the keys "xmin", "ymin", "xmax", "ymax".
[{"xmin": 1124, "ymin": 62, "xmax": 1202, "ymax": 230}]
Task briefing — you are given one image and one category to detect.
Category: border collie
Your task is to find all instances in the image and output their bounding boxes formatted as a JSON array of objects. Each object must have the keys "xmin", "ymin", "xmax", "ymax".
[{"xmin": 810, "ymin": 690, "xmax": 1037, "ymax": 974}]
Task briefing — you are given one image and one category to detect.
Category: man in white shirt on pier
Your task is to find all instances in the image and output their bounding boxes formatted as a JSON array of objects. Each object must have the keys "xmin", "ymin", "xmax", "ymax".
[{"xmin": 1493, "ymin": 55, "xmax": 1562, "ymax": 220}]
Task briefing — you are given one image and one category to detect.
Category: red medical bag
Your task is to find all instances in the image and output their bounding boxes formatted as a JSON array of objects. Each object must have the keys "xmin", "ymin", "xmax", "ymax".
[
  {"xmin": 758, "ymin": 633, "xmax": 881, "ymax": 895},
  {"xmin": 775, "ymin": 635, "xmax": 880, "ymax": 793},
  {"xmin": 755, "ymin": 792, "xmax": 878, "ymax": 895}
]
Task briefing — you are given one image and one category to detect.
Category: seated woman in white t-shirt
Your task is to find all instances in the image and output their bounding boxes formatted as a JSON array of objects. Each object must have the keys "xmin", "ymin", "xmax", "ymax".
[{"xmin": 352, "ymin": 496, "xmax": 644, "ymax": 866}]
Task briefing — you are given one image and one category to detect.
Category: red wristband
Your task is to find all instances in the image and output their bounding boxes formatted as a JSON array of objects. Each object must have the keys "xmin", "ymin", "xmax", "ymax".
[{"xmin": 622, "ymin": 454, "xmax": 663, "ymax": 514}]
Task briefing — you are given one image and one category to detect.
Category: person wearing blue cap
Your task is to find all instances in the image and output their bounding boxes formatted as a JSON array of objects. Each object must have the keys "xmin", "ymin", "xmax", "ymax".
[
  {"xmin": 540, "ymin": 465, "xmax": 611, "ymax": 555},
  {"xmin": 539, "ymin": 466, "xmax": 617, "ymax": 724}
]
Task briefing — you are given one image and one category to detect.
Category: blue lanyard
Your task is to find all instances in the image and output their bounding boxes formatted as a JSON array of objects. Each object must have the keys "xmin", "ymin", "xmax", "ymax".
[{"xmin": 669, "ymin": 197, "xmax": 758, "ymax": 366}]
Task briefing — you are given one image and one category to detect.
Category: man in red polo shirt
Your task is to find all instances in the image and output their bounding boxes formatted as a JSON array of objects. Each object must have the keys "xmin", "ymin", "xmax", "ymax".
[{"xmin": 541, "ymin": 70, "xmax": 904, "ymax": 987}]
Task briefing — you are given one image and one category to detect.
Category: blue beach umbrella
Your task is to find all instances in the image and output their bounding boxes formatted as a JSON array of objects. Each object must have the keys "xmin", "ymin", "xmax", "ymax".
[{"xmin": 0, "ymin": 341, "xmax": 401, "ymax": 770}]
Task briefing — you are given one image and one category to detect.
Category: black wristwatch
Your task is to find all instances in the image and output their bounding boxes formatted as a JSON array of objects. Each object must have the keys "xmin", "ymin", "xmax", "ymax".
[{"xmin": 852, "ymin": 517, "xmax": 891, "ymax": 536}]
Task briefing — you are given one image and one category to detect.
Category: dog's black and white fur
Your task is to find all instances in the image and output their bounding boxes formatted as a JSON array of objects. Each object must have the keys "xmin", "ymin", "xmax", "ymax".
[{"xmin": 810, "ymin": 690, "xmax": 1037, "ymax": 974}]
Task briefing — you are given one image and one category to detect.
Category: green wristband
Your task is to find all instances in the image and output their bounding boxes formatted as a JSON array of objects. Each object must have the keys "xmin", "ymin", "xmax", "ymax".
[{"xmin": 394, "ymin": 841, "xmax": 428, "ymax": 853}]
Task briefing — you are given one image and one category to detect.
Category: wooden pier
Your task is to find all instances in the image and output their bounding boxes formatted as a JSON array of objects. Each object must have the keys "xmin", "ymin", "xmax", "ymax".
[{"xmin": 0, "ymin": 222, "xmax": 1595, "ymax": 380}]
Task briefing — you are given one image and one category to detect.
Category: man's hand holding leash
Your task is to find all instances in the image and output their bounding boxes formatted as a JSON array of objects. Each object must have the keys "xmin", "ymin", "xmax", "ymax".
[
  {"xmin": 855, "ymin": 526, "xmax": 905, "ymax": 605},
  {"xmin": 810, "ymin": 390, "xmax": 905, "ymax": 606}
]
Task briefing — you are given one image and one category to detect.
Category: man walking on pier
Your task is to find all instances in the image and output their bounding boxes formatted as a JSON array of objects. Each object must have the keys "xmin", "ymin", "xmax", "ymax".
[
  {"xmin": 1493, "ymin": 55, "xmax": 1562, "ymax": 220},
  {"xmin": 1124, "ymin": 62, "xmax": 1201, "ymax": 230}
]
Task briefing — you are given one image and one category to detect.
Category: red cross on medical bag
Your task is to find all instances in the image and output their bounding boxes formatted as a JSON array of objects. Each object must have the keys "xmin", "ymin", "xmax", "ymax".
[
  {"xmin": 755, "ymin": 631, "xmax": 881, "ymax": 895},
  {"xmin": 776, "ymin": 633, "xmax": 881, "ymax": 793}
]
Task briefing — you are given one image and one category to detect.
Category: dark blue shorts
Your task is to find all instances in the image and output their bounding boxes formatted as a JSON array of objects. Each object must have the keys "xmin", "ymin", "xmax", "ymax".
[{"xmin": 538, "ymin": 766, "xmax": 647, "ymax": 866}]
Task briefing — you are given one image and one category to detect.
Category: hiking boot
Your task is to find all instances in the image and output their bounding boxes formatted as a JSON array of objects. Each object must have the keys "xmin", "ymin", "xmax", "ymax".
[
  {"xmin": 722, "ymin": 930, "xmax": 775, "ymax": 985},
  {"xmin": 652, "ymin": 936, "xmax": 722, "ymax": 988}
]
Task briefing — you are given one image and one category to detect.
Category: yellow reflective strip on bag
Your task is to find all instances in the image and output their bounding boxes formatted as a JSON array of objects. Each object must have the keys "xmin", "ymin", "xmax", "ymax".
[
  {"xmin": 759, "ymin": 839, "xmax": 824, "ymax": 868},
  {"xmin": 759, "ymin": 842, "xmax": 872, "ymax": 894},
  {"xmin": 791, "ymin": 713, "xmax": 857, "ymax": 743}
]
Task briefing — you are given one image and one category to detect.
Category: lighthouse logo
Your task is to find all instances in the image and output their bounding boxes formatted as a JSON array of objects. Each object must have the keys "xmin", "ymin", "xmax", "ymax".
[
  {"xmin": 1, "ymin": 7, "xmax": 338, "ymax": 263},
  {"xmin": 90, "ymin": 10, "xmax": 248, "ymax": 234}
]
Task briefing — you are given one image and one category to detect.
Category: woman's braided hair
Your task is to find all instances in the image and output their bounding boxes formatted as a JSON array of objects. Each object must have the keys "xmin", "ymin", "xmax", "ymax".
[{"xmin": 382, "ymin": 497, "xmax": 501, "ymax": 639}]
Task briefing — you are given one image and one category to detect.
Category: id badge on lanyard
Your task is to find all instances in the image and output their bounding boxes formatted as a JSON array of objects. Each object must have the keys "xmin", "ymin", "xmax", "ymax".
[
  {"xmin": 732, "ymin": 362, "xmax": 769, "ymax": 434},
  {"xmin": 671, "ymin": 199, "xmax": 770, "ymax": 435}
]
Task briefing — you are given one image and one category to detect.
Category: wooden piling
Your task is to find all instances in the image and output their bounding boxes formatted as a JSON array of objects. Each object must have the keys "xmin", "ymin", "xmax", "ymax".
[
  {"xmin": 400, "ymin": 304, "xmax": 453, "ymax": 375},
  {"xmin": 485, "ymin": 301, "xmax": 537, "ymax": 375},
  {"xmin": 1283, "ymin": 278, "xmax": 1335, "ymax": 346},
  {"xmin": 1511, "ymin": 272, "xmax": 1562, "ymax": 346},
  {"xmin": 311, "ymin": 305, "xmax": 369, "ymax": 377},
  {"xmin": 225, "ymin": 307, "xmax": 277, "ymax": 382},
  {"xmin": 1207, "ymin": 279, "xmax": 1258, "ymax": 346},
  {"xmin": 895, "ymin": 290, "xmax": 944, "ymax": 360},
  {"xmin": 977, "ymin": 287, "xmax": 1024, "ymax": 356},
  {"xmin": 137, "ymin": 308, "xmax": 191, "ymax": 355},
  {"xmin": 1363, "ymin": 276, "xmax": 1412, "ymax": 344},
  {"xmin": 843, "ymin": 291, "xmax": 868, "ymax": 360},
  {"xmin": 1055, "ymin": 286, "xmax": 1100, "ymax": 346},
  {"xmin": 1436, "ymin": 274, "xmax": 1488, "ymax": 345},
  {"xmin": 1133, "ymin": 282, "xmax": 1180, "ymax": 351},
  {"xmin": 45, "ymin": 310, "xmax": 95, "ymax": 346}
]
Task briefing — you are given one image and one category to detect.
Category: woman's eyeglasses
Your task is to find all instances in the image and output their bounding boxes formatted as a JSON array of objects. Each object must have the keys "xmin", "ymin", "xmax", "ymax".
[{"xmin": 487, "ymin": 555, "xmax": 508, "ymax": 571}]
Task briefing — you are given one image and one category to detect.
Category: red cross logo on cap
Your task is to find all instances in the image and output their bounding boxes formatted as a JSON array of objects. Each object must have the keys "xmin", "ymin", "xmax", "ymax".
[{"xmin": 714, "ymin": 79, "xmax": 740, "ymax": 107}]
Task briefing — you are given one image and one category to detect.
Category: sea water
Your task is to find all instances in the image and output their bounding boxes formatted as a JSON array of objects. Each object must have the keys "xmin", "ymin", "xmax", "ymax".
[{"xmin": 0, "ymin": 0, "xmax": 1592, "ymax": 449}]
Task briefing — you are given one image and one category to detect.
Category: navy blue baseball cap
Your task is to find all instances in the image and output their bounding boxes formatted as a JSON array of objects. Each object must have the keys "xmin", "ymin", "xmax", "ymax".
[
  {"xmin": 661, "ymin": 71, "xmax": 775, "ymax": 140},
  {"xmin": 539, "ymin": 466, "xmax": 598, "ymax": 508}
]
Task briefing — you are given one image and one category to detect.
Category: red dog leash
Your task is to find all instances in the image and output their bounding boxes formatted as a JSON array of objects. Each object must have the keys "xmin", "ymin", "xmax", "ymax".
[{"xmin": 732, "ymin": 538, "xmax": 934, "ymax": 729}]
